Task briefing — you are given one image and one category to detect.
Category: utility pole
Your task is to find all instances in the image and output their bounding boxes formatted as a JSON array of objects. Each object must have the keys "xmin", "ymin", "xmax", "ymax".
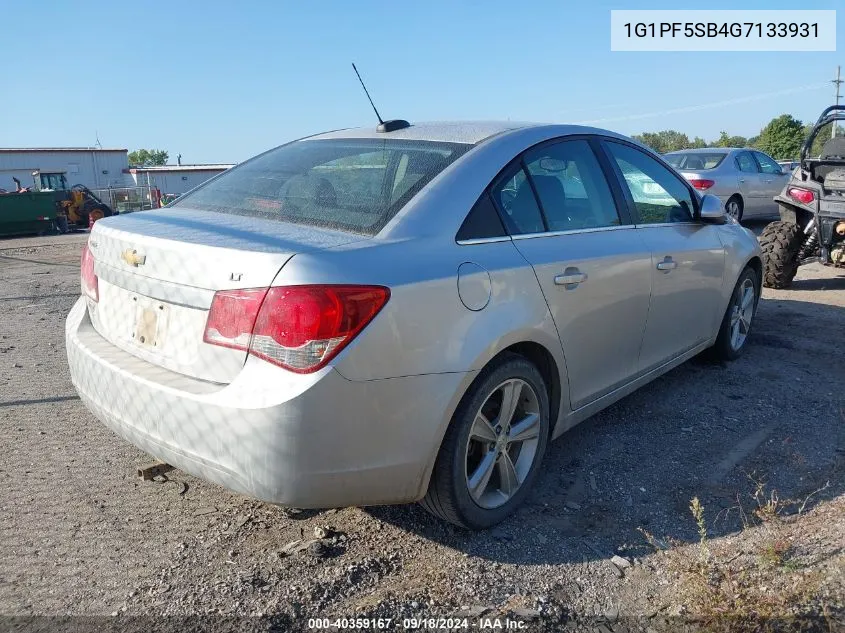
[{"xmin": 832, "ymin": 65, "xmax": 842, "ymax": 139}]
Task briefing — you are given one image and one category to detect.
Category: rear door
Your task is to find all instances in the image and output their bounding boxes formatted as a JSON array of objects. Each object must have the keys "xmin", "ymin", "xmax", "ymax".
[
  {"xmin": 493, "ymin": 138, "xmax": 653, "ymax": 410},
  {"xmin": 600, "ymin": 140, "xmax": 725, "ymax": 373},
  {"xmin": 734, "ymin": 151, "xmax": 765, "ymax": 215},
  {"xmin": 752, "ymin": 151, "xmax": 790, "ymax": 216}
]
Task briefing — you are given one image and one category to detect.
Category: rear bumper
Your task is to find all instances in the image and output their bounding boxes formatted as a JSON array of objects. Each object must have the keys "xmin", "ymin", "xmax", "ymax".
[{"xmin": 65, "ymin": 297, "xmax": 472, "ymax": 508}]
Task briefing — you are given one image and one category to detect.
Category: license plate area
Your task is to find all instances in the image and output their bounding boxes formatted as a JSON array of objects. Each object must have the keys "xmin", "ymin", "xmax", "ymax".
[{"xmin": 131, "ymin": 296, "xmax": 169, "ymax": 349}]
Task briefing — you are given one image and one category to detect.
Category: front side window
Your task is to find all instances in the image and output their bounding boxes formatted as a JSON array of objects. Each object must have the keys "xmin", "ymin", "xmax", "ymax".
[
  {"xmin": 736, "ymin": 152, "xmax": 758, "ymax": 173},
  {"xmin": 523, "ymin": 139, "xmax": 620, "ymax": 231},
  {"xmin": 490, "ymin": 164, "xmax": 546, "ymax": 235},
  {"xmin": 753, "ymin": 151, "xmax": 782, "ymax": 175},
  {"xmin": 171, "ymin": 139, "xmax": 470, "ymax": 235},
  {"xmin": 604, "ymin": 142, "xmax": 695, "ymax": 224}
]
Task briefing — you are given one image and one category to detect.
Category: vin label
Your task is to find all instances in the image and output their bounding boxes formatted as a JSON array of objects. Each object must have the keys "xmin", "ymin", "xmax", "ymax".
[{"xmin": 610, "ymin": 10, "xmax": 836, "ymax": 51}]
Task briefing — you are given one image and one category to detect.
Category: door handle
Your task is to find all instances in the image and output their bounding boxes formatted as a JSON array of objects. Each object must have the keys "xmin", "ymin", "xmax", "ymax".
[
  {"xmin": 656, "ymin": 256, "xmax": 677, "ymax": 273},
  {"xmin": 554, "ymin": 268, "xmax": 587, "ymax": 287},
  {"xmin": 738, "ymin": 179, "xmax": 745, "ymax": 183}
]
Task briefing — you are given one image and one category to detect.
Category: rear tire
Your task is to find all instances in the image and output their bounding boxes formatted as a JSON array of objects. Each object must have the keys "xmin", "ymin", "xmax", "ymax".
[
  {"xmin": 420, "ymin": 353, "xmax": 549, "ymax": 530},
  {"xmin": 760, "ymin": 220, "xmax": 803, "ymax": 288},
  {"xmin": 725, "ymin": 195, "xmax": 744, "ymax": 222}
]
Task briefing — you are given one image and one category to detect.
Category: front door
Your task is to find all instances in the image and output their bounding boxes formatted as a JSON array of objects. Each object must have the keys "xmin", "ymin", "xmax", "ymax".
[
  {"xmin": 490, "ymin": 138, "xmax": 653, "ymax": 409},
  {"xmin": 601, "ymin": 140, "xmax": 726, "ymax": 372}
]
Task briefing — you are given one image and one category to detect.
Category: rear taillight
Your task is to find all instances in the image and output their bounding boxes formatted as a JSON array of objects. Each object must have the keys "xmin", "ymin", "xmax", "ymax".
[
  {"xmin": 81, "ymin": 244, "xmax": 98, "ymax": 302},
  {"xmin": 787, "ymin": 187, "xmax": 815, "ymax": 205},
  {"xmin": 203, "ymin": 289, "xmax": 266, "ymax": 350},
  {"xmin": 203, "ymin": 285, "xmax": 390, "ymax": 373},
  {"xmin": 688, "ymin": 179, "xmax": 715, "ymax": 190}
]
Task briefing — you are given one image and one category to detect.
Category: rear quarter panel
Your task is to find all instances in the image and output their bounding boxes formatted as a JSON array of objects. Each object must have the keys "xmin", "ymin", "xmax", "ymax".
[
  {"xmin": 273, "ymin": 236, "xmax": 565, "ymax": 384},
  {"xmin": 274, "ymin": 236, "xmax": 572, "ymax": 495},
  {"xmin": 710, "ymin": 160, "xmax": 741, "ymax": 204}
]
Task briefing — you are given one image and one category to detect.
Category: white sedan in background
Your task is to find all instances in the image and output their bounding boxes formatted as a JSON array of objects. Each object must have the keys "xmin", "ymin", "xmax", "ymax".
[{"xmin": 665, "ymin": 148, "xmax": 790, "ymax": 222}]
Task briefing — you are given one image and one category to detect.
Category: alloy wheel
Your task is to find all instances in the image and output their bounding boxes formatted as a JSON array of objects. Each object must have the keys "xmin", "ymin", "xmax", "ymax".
[
  {"xmin": 464, "ymin": 378, "xmax": 541, "ymax": 509},
  {"xmin": 729, "ymin": 278, "xmax": 755, "ymax": 351},
  {"xmin": 726, "ymin": 199, "xmax": 741, "ymax": 220}
]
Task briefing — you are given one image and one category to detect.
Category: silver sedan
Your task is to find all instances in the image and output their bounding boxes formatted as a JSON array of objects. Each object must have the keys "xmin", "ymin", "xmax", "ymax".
[
  {"xmin": 66, "ymin": 121, "xmax": 762, "ymax": 529},
  {"xmin": 664, "ymin": 148, "xmax": 790, "ymax": 222}
]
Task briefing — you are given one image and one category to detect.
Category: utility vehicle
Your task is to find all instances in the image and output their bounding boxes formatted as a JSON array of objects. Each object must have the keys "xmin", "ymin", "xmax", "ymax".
[{"xmin": 761, "ymin": 105, "xmax": 845, "ymax": 288}]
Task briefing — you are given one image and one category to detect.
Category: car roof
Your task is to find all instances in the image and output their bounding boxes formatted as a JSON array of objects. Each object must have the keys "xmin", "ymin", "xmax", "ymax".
[
  {"xmin": 308, "ymin": 121, "xmax": 539, "ymax": 144},
  {"xmin": 307, "ymin": 120, "xmax": 629, "ymax": 146},
  {"xmin": 666, "ymin": 148, "xmax": 736, "ymax": 154}
]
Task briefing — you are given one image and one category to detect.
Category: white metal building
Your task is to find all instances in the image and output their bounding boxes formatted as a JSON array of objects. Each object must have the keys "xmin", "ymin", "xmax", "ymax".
[
  {"xmin": 0, "ymin": 148, "xmax": 130, "ymax": 192},
  {"xmin": 125, "ymin": 164, "xmax": 234, "ymax": 195}
]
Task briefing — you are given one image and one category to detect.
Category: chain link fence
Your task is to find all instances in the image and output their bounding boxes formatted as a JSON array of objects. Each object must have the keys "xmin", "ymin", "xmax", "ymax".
[{"xmin": 88, "ymin": 186, "xmax": 160, "ymax": 214}]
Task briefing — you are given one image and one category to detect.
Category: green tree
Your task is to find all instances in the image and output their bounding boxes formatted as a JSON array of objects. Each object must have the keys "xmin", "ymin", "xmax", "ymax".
[
  {"xmin": 657, "ymin": 130, "xmax": 691, "ymax": 152},
  {"xmin": 691, "ymin": 136, "xmax": 707, "ymax": 149},
  {"xmin": 128, "ymin": 149, "xmax": 169, "ymax": 166},
  {"xmin": 712, "ymin": 131, "xmax": 748, "ymax": 148},
  {"xmin": 632, "ymin": 130, "xmax": 691, "ymax": 153},
  {"xmin": 632, "ymin": 132, "xmax": 664, "ymax": 152},
  {"xmin": 755, "ymin": 115, "xmax": 805, "ymax": 160}
]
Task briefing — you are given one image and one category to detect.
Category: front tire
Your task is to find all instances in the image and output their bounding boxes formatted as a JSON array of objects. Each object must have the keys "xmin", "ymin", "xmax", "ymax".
[
  {"xmin": 760, "ymin": 220, "xmax": 803, "ymax": 288},
  {"xmin": 711, "ymin": 267, "xmax": 758, "ymax": 361},
  {"xmin": 420, "ymin": 353, "xmax": 550, "ymax": 530}
]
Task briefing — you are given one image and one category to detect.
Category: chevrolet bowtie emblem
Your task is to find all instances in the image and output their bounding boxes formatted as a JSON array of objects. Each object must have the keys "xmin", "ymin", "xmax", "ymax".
[{"xmin": 121, "ymin": 249, "xmax": 146, "ymax": 267}]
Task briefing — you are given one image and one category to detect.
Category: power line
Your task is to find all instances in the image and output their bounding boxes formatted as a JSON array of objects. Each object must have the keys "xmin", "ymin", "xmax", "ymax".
[{"xmin": 577, "ymin": 82, "xmax": 829, "ymax": 125}]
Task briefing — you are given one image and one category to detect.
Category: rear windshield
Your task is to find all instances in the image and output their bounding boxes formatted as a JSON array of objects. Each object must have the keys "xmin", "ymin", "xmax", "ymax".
[
  {"xmin": 664, "ymin": 152, "xmax": 727, "ymax": 170},
  {"xmin": 171, "ymin": 138, "xmax": 471, "ymax": 235}
]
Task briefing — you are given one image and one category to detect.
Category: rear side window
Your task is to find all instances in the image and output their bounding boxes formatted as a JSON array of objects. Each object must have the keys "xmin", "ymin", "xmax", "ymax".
[
  {"xmin": 736, "ymin": 152, "xmax": 758, "ymax": 173},
  {"xmin": 171, "ymin": 139, "xmax": 471, "ymax": 235},
  {"xmin": 490, "ymin": 164, "xmax": 546, "ymax": 235},
  {"xmin": 523, "ymin": 139, "xmax": 620, "ymax": 230},
  {"xmin": 456, "ymin": 193, "xmax": 507, "ymax": 241}
]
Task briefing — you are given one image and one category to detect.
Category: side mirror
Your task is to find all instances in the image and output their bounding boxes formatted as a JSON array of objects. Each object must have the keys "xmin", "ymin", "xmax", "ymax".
[{"xmin": 699, "ymin": 194, "xmax": 725, "ymax": 221}]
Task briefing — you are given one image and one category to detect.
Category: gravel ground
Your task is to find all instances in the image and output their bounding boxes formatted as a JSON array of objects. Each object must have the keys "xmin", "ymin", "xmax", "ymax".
[{"xmin": 1, "ymin": 228, "xmax": 843, "ymax": 631}]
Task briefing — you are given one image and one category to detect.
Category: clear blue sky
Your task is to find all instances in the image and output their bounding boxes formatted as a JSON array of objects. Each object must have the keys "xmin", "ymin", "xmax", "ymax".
[{"xmin": 3, "ymin": 0, "xmax": 842, "ymax": 163}]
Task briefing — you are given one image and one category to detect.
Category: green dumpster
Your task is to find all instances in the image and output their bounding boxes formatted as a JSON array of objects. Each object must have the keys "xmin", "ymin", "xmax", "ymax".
[{"xmin": 0, "ymin": 191, "xmax": 58, "ymax": 237}]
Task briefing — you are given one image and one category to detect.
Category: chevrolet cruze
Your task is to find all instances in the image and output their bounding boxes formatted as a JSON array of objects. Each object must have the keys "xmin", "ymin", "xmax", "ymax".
[{"xmin": 66, "ymin": 121, "xmax": 762, "ymax": 529}]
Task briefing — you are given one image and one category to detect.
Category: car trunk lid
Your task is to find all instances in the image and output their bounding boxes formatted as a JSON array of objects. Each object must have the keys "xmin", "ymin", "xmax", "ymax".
[{"xmin": 86, "ymin": 208, "xmax": 367, "ymax": 383}]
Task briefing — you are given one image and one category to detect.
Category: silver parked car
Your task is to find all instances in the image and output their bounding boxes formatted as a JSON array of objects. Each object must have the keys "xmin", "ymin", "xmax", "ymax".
[
  {"xmin": 66, "ymin": 121, "xmax": 762, "ymax": 529},
  {"xmin": 664, "ymin": 148, "xmax": 790, "ymax": 222}
]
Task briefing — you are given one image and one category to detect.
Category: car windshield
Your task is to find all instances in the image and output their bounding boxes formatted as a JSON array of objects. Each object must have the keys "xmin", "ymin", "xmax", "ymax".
[
  {"xmin": 664, "ymin": 152, "xmax": 727, "ymax": 170},
  {"xmin": 171, "ymin": 138, "xmax": 471, "ymax": 235}
]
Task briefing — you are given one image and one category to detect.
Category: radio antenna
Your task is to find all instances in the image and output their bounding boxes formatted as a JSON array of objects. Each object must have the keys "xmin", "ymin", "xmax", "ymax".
[
  {"xmin": 351, "ymin": 63, "xmax": 410, "ymax": 133},
  {"xmin": 352, "ymin": 63, "xmax": 384, "ymax": 125}
]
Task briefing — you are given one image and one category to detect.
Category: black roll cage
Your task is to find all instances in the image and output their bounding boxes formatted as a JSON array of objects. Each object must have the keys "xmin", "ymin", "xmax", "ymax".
[{"xmin": 801, "ymin": 105, "xmax": 845, "ymax": 163}]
